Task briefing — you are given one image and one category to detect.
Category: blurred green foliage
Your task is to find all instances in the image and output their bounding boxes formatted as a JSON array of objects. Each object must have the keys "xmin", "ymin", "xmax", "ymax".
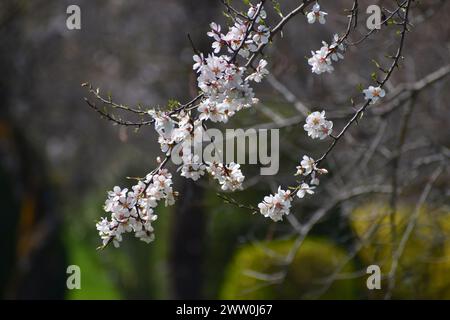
[
  {"xmin": 64, "ymin": 189, "xmax": 172, "ymax": 299},
  {"xmin": 220, "ymin": 238, "xmax": 359, "ymax": 299},
  {"xmin": 351, "ymin": 202, "xmax": 450, "ymax": 299},
  {"xmin": 203, "ymin": 187, "xmax": 268, "ymax": 298},
  {"xmin": 62, "ymin": 189, "xmax": 450, "ymax": 300}
]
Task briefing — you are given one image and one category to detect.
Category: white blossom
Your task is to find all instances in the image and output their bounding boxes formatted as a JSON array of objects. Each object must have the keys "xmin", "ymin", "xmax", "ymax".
[
  {"xmin": 308, "ymin": 34, "xmax": 345, "ymax": 74},
  {"xmin": 246, "ymin": 59, "xmax": 269, "ymax": 83},
  {"xmin": 97, "ymin": 168, "xmax": 176, "ymax": 248},
  {"xmin": 247, "ymin": 3, "xmax": 267, "ymax": 23},
  {"xmin": 196, "ymin": 54, "xmax": 257, "ymax": 122},
  {"xmin": 295, "ymin": 156, "xmax": 328, "ymax": 186},
  {"xmin": 296, "ymin": 183, "xmax": 315, "ymax": 198},
  {"xmin": 308, "ymin": 46, "xmax": 334, "ymax": 74},
  {"xmin": 148, "ymin": 111, "xmax": 194, "ymax": 153},
  {"xmin": 207, "ymin": 22, "xmax": 221, "ymax": 40},
  {"xmin": 363, "ymin": 86, "xmax": 386, "ymax": 104},
  {"xmin": 207, "ymin": 161, "xmax": 245, "ymax": 191},
  {"xmin": 252, "ymin": 25, "xmax": 270, "ymax": 45},
  {"xmin": 310, "ymin": 171, "xmax": 320, "ymax": 186},
  {"xmin": 329, "ymin": 34, "xmax": 345, "ymax": 61},
  {"xmin": 222, "ymin": 19, "xmax": 247, "ymax": 52},
  {"xmin": 304, "ymin": 111, "xmax": 333, "ymax": 140},
  {"xmin": 180, "ymin": 153, "xmax": 206, "ymax": 181},
  {"xmin": 258, "ymin": 187, "xmax": 292, "ymax": 222},
  {"xmin": 193, "ymin": 53, "xmax": 204, "ymax": 71},
  {"xmin": 300, "ymin": 155, "xmax": 316, "ymax": 175},
  {"xmin": 96, "ymin": 217, "xmax": 110, "ymax": 234},
  {"xmin": 307, "ymin": 3, "xmax": 328, "ymax": 24},
  {"xmin": 198, "ymin": 98, "xmax": 226, "ymax": 123},
  {"xmin": 98, "ymin": 5, "xmax": 276, "ymax": 248}
]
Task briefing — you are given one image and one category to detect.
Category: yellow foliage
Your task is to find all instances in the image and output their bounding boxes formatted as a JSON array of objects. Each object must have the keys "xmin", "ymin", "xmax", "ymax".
[
  {"xmin": 351, "ymin": 202, "xmax": 450, "ymax": 299},
  {"xmin": 220, "ymin": 238, "xmax": 358, "ymax": 299}
]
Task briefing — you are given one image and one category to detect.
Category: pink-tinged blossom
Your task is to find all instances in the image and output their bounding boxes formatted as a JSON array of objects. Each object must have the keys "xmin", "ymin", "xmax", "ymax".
[
  {"xmin": 96, "ymin": 168, "xmax": 176, "ymax": 248},
  {"xmin": 246, "ymin": 59, "xmax": 269, "ymax": 83},
  {"xmin": 307, "ymin": 3, "xmax": 328, "ymax": 24},
  {"xmin": 258, "ymin": 187, "xmax": 292, "ymax": 222},
  {"xmin": 179, "ymin": 153, "xmax": 206, "ymax": 181},
  {"xmin": 207, "ymin": 161, "xmax": 245, "ymax": 191},
  {"xmin": 308, "ymin": 34, "xmax": 345, "ymax": 74},
  {"xmin": 304, "ymin": 111, "xmax": 333, "ymax": 140},
  {"xmin": 363, "ymin": 86, "xmax": 386, "ymax": 104}
]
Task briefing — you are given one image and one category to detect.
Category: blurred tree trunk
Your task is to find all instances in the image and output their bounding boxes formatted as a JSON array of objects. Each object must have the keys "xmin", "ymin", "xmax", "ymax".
[
  {"xmin": 0, "ymin": 111, "xmax": 67, "ymax": 299},
  {"xmin": 167, "ymin": 0, "xmax": 218, "ymax": 300},
  {"xmin": 169, "ymin": 180, "xmax": 206, "ymax": 299}
]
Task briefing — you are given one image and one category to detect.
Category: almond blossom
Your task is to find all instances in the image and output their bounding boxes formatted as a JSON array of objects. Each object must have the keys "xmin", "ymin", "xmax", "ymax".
[
  {"xmin": 252, "ymin": 25, "xmax": 270, "ymax": 46},
  {"xmin": 179, "ymin": 153, "xmax": 206, "ymax": 181},
  {"xmin": 307, "ymin": 3, "xmax": 327, "ymax": 24},
  {"xmin": 247, "ymin": 3, "xmax": 267, "ymax": 23},
  {"xmin": 195, "ymin": 53, "xmax": 258, "ymax": 123},
  {"xmin": 192, "ymin": 53, "xmax": 204, "ymax": 71},
  {"xmin": 304, "ymin": 111, "xmax": 333, "ymax": 140},
  {"xmin": 300, "ymin": 155, "xmax": 316, "ymax": 175},
  {"xmin": 258, "ymin": 187, "xmax": 292, "ymax": 222},
  {"xmin": 96, "ymin": 168, "xmax": 177, "ymax": 248},
  {"xmin": 246, "ymin": 59, "xmax": 269, "ymax": 83},
  {"xmin": 363, "ymin": 86, "xmax": 386, "ymax": 104},
  {"xmin": 207, "ymin": 161, "xmax": 245, "ymax": 191},
  {"xmin": 295, "ymin": 155, "xmax": 328, "ymax": 186},
  {"xmin": 308, "ymin": 46, "xmax": 334, "ymax": 75},
  {"xmin": 308, "ymin": 35, "xmax": 345, "ymax": 75},
  {"xmin": 296, "ymin": 183, "xmax": 315, "ymax": 198},
  {"xmin": 329, "ymin": 34, "xmax": 345, "ymax": 61},
  {"xmin": 149, "ymin": 111, "xmax": 195, "ymax": 154}
]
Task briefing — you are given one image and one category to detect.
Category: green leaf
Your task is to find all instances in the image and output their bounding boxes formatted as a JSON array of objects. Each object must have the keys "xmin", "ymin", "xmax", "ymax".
[
  {"xmin": 271, "ymin": 0, "xmax": 283, "ymax": 17},
  {"xmin": 167, "ymin": 99, "xmax": 180, "ymax": 110},
  {"xmin": 357, "ymin": 83, "xmax": 364, "ymax": 92},
  {"xmin": 371, "ymin": 72, "xmax": 378, "ymax": 82}
]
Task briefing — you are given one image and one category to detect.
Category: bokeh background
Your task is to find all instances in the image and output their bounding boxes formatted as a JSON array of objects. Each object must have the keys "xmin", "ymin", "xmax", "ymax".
[{"xmin": 1, "ymin": 0, "xmax": 449, "ymax": 299}]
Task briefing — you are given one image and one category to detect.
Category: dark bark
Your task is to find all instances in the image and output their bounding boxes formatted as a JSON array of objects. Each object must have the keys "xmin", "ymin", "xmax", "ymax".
[{"xmin": 169, "ymin": 180, "xmax": 206, "ymax": 299}]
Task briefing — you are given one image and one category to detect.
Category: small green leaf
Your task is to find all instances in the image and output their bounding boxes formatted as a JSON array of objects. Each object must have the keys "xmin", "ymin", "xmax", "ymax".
[
  {"xmin": 167, "ymin": 99, "xmax": 181, "ymax": 110},
  {"xmin": 271, "ymin": 0, "xmax": 283, "ymax": 17},
  {"xmin": 357, "ymin": 83, "xmax": 364, "ymax": 92},
  {"xmin": 371, "ymin": 72, "xmax": 378, "ymax": 82}
]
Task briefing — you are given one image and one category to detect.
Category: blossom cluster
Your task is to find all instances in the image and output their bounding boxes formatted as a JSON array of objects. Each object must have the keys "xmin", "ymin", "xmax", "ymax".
[
  {"xmin": 295, "ymin": 155, "xmax": 328, "ymax": 194},
  {"xmin": 258, "ymin": 187, "xmax": 292, "ymax": 222},
  {"xmin": 96, "ymin": 3, "xmax": 271, "ymax": 248},
  {"xmin": 308, "ymin": 34, "xmax": 345, "ymax": 75},
  {"xmin": 149, "ymin": 110, "xmax": 196, "ymax": 154},
  {"xmin": 304, "ymin": 111, "xmax": 333, "ymax": 140},
  {"xmin": 179, "ymin": 152, "xmax": 206, "ymax": 181},
  {"xmin": 194, "ymin": 3, "xmax": 270, "ymax": 123},
  {"xmin": 178, "ymin": 152, "xmax": 245, "ymax": 190},
  {"xmin": 96, "ymin": 169, "xmax": 177, "ymax": 248},
  {"xmin": 195, "ymin": 54, "xmax": 257, "ymax": 123},
  {"xmin": 258, "ymin": 108, "xmax": 332, "ymax": 220},
  {"xmin": 94, "ymin": 1, "xmax": 393, "ymax": 243},
  {"xmin": 257, "ymin": 153, "xmax": 329, "ymax": 221},
  {"xmin": 207, "ymin": 161, "xmax": 245, "ymax": 191}
]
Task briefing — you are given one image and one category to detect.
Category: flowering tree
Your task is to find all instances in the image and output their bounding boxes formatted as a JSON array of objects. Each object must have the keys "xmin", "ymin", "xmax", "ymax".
[{"xmin": 84, "ymin": 0, "xmax": 449, "ymax": 298}]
